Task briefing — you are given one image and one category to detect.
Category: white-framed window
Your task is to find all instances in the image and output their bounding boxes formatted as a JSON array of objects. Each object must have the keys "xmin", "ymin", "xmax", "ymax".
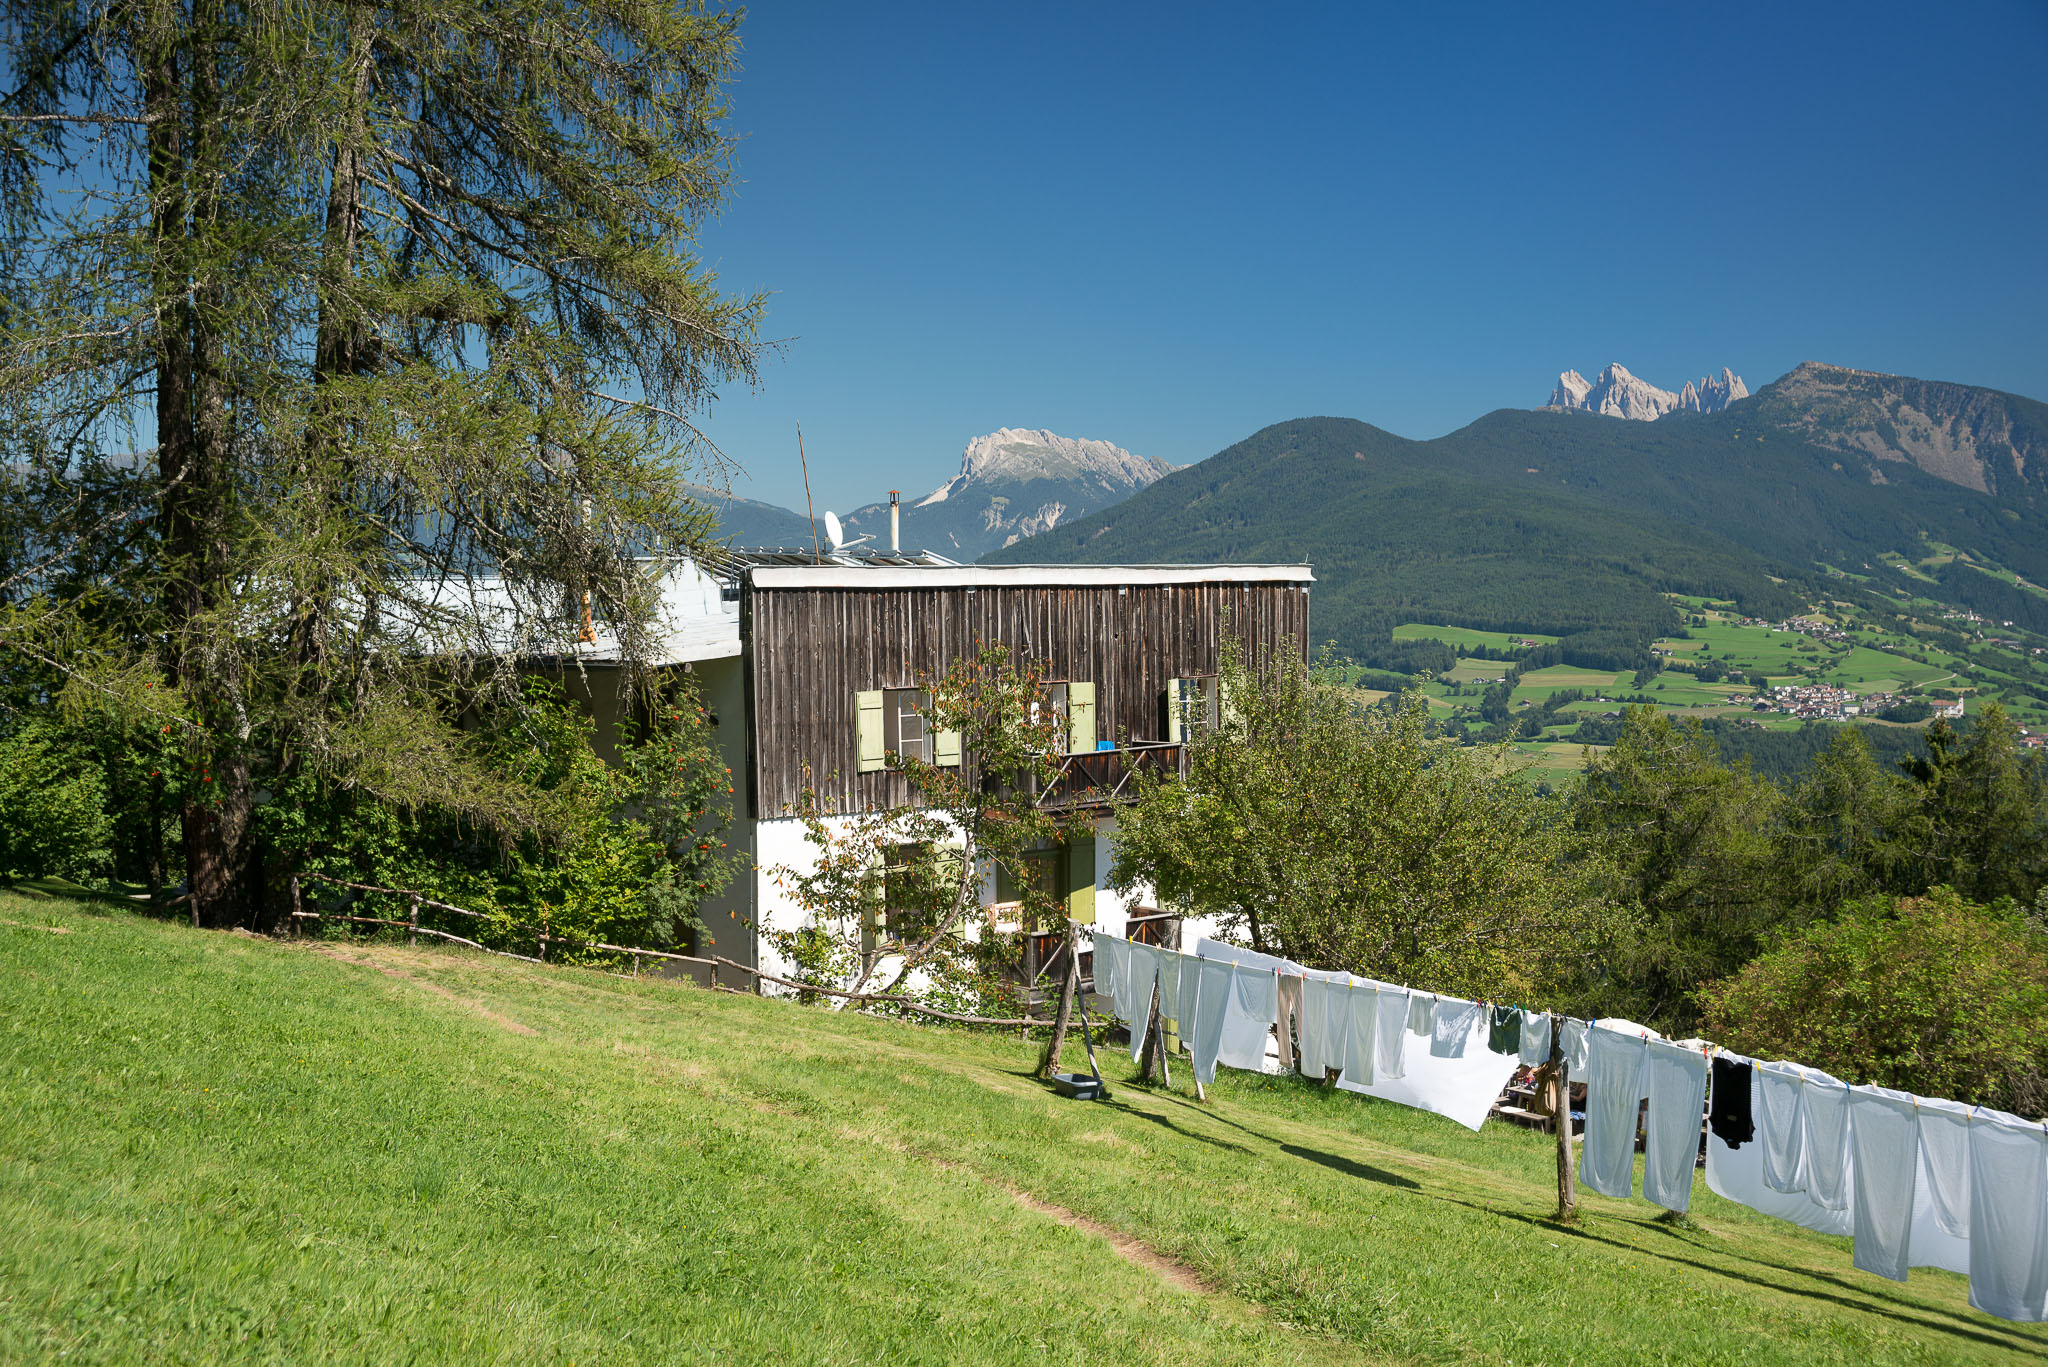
[
  {"xmin": 1167, "ymin": 675, "xmax": 1219, "ymax": 742},
  {"xmin": 1029, "ymin": 680, "xmax": 1098, "ymax": 753},
  {"xmin": 856, "ymin": 688, "xmax": 961, "ymax": 772},
  {"xmin": 884, "ymin": 687, "xmax": 930, "ymax": 762},
  {"xmin": 1028, "ymin": 682, "xmax": 1069, "ymax": 734}
]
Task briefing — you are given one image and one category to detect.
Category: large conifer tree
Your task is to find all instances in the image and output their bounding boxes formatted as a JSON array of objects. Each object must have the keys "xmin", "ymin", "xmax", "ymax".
[{"xmin": 0, "ymin": 1, "xmax": 763, "ymax": 924}]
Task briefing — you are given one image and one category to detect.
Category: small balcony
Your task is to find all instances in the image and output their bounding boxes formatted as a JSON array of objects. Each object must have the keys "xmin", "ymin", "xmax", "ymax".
[{"xmin": 1030, "ymin": 741, "xmax": 1186, "ymax": 813}]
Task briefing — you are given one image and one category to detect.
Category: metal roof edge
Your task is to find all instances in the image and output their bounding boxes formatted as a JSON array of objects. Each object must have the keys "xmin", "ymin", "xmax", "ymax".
[{"xmin": 745, "ymin": 563, "xmax": 1316, "ymax": 590}]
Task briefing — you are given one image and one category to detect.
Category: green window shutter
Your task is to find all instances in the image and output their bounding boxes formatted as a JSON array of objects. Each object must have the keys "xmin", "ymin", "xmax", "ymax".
[
  {"xmin": 856, "ymin": 690, "xmax": 885, "ymax": 772},
  {"xmin": 933, "ymin": 726, "xmax": 962, "ymax": 767},
  {"xmin": 1067, "ymin": 681, "xmax": 1096, "ymax": 754},
  {"xmin": 1165, "ymin": 678, "xmax": 1184, "ymax": 743},
  {"xmin": 1219, "ymin": 676, "xmax": 1241, "ymax": 730},
  {"xmin": 1064, "ymin": 834, "xmax": 1096, "ymax": 924},
  {"xmin": 933, "ymin": 845, "xmax": 966, "ymax": 904}
]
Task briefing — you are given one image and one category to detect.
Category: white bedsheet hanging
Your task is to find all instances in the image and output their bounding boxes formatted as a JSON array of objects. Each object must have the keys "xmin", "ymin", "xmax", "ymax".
[
  {"xmin": 1337, "ymin": 993, "xmax": 1518, "ymax": 1132},
  {"xmin": 1217, "ymin": 960, "xmax": 1278, "ymax": 1072}
]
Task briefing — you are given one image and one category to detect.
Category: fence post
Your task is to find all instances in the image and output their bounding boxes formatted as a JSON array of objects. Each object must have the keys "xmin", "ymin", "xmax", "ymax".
[
  {"xmin": 290, "ymin": 874, "xmax": 302, "ymax": 936},
  {"xmin": 540, "ymin": 911, "xmax": 549, "ymax": 961},
  {"xmin": 408, "ymin": 894, "xmax": 419, "ymax": 948}
]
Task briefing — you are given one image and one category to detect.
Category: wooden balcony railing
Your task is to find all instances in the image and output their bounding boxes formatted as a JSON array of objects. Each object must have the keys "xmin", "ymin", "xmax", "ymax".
[{"xmin": 1031, "ymin": 741, "xmax": 1186, "ymax": 812}]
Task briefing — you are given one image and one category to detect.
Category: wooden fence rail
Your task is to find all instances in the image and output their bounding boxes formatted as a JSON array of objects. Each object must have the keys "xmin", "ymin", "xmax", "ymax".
[{"xmin": 291, "ymin": 872, "xmax": 1060, "ymax": 1032}]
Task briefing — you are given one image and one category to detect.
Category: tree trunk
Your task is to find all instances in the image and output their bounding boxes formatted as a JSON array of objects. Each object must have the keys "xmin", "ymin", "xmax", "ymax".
[
  {"xmin": 145, "ymin": 0, "xmax": 254, "ymax": 930},
  {"xmin": 1035, "ymin": 921, "xmax": 1080, "ymax": 1078},
  {"xmin": 290, "ymin": 21, "xmax": 377, "ymax": 683}
]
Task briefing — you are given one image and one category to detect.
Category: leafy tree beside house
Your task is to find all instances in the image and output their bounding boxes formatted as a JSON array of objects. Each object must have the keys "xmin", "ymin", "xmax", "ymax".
[
  {"xmin": 271, "ymin": 676, "xmax": 737, "ymax": 961},
  {"xmin": 1107, "ymin": 645, "xmax": 1604, "ymax": 1002}
]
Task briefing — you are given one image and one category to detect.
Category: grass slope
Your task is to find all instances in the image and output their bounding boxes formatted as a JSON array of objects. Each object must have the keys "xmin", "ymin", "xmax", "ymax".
[{"xmin": 4, "ymin": 897, "xmax": 2044, "ymax": 1365}]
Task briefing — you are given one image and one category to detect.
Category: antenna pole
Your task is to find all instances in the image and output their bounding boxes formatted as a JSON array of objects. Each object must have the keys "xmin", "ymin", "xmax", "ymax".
[{"xmin": 797, "ymin": 423, "xmax": 821, "ymax": 565}]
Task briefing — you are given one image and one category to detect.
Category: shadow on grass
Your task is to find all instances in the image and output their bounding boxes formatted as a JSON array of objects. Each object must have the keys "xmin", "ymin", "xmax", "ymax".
[
  {"xmin": 1096, "ymin": 1097, "xmax": 1255, "ymax": 1154},
  {"xmin": 2, "ymin": 877, "xmax": 120, "ymax": 903},
  {"xmin": 1449, "ymin": 1197, "xmax": 2045, "ymax": 1356},
  {"xmin": 1278, "ymin": 1143, "xmax": 1421, "ymax": 1190}
]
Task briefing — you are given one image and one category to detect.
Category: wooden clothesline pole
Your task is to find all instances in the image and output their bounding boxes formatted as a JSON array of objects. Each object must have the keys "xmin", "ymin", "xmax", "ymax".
[{"xmin": 1549, "ymin": 1012, "xmax": 1576, "ymax": 1222}]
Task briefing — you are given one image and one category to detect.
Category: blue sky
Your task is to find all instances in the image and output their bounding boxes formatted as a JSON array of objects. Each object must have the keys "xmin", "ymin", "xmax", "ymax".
[{"xmin": 698, "ymin": 1, "xmax": 2048, "ymax": 514}]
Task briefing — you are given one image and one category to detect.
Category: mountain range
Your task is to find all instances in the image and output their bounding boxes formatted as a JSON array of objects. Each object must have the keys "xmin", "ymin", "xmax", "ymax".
[
  {"xmin": 987, "ymin": 362, "xmax": 2048, "ymax": 666},
  {"xmin": 702, "ymin": 362, "xmax": 2048, "ymax": 672},
  {"xmin": 689, "ymin": 483, "xmax": 822, "ymax": 550}
]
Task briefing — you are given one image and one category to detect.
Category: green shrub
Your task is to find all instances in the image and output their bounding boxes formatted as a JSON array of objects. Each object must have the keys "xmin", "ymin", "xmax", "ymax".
[
  {"xmin": 266, "ymin": 678, "xmax": 735, "ymax": 960},
  {"xmin": 0, "ymin": 722, "xmax": 113, "ymax": 882},
  {"xmin": 1699, "ymin": 888, "xmax": 2048, "ymax": 1112}
]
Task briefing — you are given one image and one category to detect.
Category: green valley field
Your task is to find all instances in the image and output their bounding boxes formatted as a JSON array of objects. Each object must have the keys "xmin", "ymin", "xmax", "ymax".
[
  {"xmin": 3, "ymin": 895, "xmax": 2043, "ymax": 1364},
  {"xmin": 1378, "ymin": 586, "xmax": 2048, "ymax": 783}
]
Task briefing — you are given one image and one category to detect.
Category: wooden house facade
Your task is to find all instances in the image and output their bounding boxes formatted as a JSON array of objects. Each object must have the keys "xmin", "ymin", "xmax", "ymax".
[
  {"xmin": 699, "ymin": 562, "xmax": 1316, "ymax": 992},
  {"xmin": 740, "ymin": 564, "xmax": 1314, "ymax": 819}
]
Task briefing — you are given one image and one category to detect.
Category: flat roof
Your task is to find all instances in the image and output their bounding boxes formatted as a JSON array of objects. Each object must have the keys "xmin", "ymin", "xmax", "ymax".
[{"xmin": 746, "ymin": 564, "xmax": 1314, "ymax": 590}]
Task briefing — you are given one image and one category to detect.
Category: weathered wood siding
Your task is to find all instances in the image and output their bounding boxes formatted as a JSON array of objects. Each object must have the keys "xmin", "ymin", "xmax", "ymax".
[{"xmin": 743, "ymin": 579, "xmax": 1311, "ymax": 817}]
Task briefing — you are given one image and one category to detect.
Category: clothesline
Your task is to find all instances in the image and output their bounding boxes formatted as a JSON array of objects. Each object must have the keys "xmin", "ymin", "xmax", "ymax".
[{"xmin": 1084, "ymin": 925, "xmax": 2048, "ymax": 1326}]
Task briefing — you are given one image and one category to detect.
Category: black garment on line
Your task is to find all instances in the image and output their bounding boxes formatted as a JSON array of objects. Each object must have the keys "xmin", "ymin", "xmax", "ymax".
[
  {"xmin": 1708, "ymin": 1055, "xmax": 1755, "ymax": 1148},
  {"xmin": 1487, "ymin": 1004, "xmax": 1520, "ymax": 1056}
]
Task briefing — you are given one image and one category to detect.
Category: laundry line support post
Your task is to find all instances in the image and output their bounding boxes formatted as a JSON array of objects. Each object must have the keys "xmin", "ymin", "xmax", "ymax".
[
  {"xmin": 1550, "ymin": 1012, "xmax": 1576, "ymax": 1222},
  {"xmin": 1139, "ymin": 980, "xmax": 1170, "ymax": 1087},
  {"xmin": 1035, "ymin": 920, "xmax": 1081, "ymax": 1078}
]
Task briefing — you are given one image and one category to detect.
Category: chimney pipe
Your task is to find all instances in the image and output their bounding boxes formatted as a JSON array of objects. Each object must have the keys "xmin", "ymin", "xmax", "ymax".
[{"xmin": 889, "ymin": 490, "xmax": 900, "ymax": 553}]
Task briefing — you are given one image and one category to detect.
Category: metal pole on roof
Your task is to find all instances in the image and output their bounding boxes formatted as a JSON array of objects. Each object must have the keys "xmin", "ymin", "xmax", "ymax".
[
  {"xmin": 797, "ymin": 423, "xmax": 821, "ymax": 565},
  {"xmin": 890, "ymin": 490, "xmax": 900, "ymax": 554}
]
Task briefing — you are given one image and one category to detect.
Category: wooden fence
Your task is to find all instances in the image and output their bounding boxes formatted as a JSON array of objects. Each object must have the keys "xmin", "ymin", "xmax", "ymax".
[{"xmin": 289, "ymin": 872, "xmax": 1061, "ymax": 1031}]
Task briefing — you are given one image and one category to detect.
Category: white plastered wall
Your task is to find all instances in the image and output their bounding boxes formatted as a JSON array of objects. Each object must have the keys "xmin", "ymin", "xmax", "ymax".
[
  {"xmin": 747, "ymin": 811, "xmax": 1211, "ymax": 984},
  {"xmin": 749, "ymin": 811, "xmax": 992, "ymax": 989}
]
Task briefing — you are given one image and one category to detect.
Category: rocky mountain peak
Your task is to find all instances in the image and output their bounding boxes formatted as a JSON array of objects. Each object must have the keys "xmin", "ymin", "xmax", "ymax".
[
  {"xmin": 1748, "ymin": 362, "xmax": 2048, "ymax": 496},
  {"xmin": 841, "ymin": 427, "xmax": 1177, "ymax": 559},
  {"xmin": 1544, "ymin": 362, "xmax": 1749, "ymax": 420},
  {"xmin": 915, "ymin": 428, "xmax": 1173, "ymax": 507}
]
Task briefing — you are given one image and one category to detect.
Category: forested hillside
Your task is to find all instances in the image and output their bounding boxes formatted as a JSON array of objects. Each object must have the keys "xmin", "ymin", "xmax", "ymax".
[
  {"xmin": 992, "ymin": 375, "xmax": 2048, "ymax": 667},
  {"xmin": 989, "ymin": 416, "xmax": 1811, "ymax": 660}
]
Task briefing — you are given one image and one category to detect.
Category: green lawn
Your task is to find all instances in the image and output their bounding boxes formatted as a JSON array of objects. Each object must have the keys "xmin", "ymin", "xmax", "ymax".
[
  {"xmin": 1392, "ymin": 623, "xmax": 1558, "ymax": 651},
  {"xmin": 1645, "ymin": 679, "xmax": 1743, "ymax": 706},
  {"xmin": 1655, "ymin": 619, "xmax": 1835, "ymax": 677},
  {"xmin": 1510, "ymin": 665, "xmax": 1622, "ymax": 698},
  {"xmin": 1445, "ymin": 656, "xmax": 1510, "ymax": 683},
  {"xmin": 1509, "ymin": 740, "xmax": 1602, "ymax": 781},
  {"xmin": 4, "ymin": 897, "xmax": 2043, "ymax": 1365}
]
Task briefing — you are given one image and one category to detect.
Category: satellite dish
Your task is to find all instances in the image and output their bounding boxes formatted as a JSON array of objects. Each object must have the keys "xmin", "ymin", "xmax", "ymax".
[{"xmin": 823, "ymin": 510, "xmax": 844, "ymax": 550}]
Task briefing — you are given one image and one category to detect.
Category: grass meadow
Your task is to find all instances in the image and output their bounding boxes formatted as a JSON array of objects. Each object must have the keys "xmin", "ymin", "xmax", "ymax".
[
  {"xmin": 4, "ymin": 894, "xmax": 2045, "ymax": 1364},
  {"xmin": 1390, "ymin": 624, "xmax": 1558, "ymax": 651}
]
